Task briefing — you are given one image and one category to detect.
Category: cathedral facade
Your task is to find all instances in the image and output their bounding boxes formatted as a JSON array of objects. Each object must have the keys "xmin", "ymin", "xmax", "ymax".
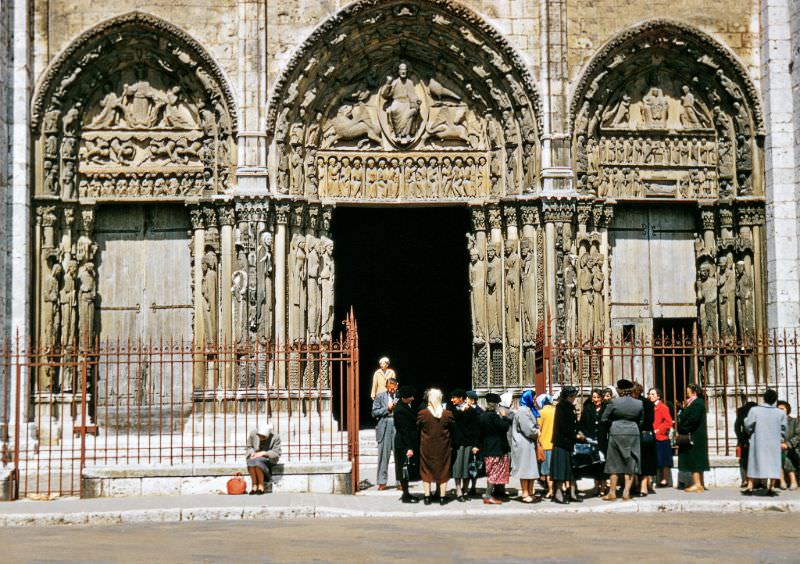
[{"xmin": 0, "ymin": 0, "xmax": 799, "ymax": 420}]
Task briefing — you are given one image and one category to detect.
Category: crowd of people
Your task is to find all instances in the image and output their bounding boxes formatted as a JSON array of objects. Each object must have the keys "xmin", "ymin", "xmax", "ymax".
[{"xmin": 369, "ymin": 359, "xmax": 800, "ymax": 504}]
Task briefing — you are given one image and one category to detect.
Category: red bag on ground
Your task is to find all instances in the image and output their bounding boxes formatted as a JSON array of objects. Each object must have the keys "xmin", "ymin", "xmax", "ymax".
[{"xmin": 226, "ymin": 472, "xmax": 247, "ymax": 495}]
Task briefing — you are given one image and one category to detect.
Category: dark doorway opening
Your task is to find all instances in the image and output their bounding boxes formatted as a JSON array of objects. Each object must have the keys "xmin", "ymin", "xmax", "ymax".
[
  {"xmin": 653, "ymin": 318, "xmax": 696, "ymax": 414},
  {"xmin": 332, "ymin": 207, "xmax": 472, "ymax": 426}
]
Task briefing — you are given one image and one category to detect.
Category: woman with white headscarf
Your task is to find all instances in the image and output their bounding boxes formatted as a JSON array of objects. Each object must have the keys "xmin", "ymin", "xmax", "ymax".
[
  {"xmin": 245, "ymin": 422, "xmax": 282, "ymax": 494},
  {"xmin": 371, "ymin": 356, "xmax": 397, "ymax": 400},
  {"xmin": 417, "ymin": 388, "xmax": 455, "ymax": 505}
]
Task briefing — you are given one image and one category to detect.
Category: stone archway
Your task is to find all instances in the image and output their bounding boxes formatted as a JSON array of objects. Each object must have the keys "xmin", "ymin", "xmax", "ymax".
[
  {"xmin": 30, "ymin": 12, "xmax": 238, "ymax": 394},
  {"xmin": 262, "ymin": 0, "xmax": 547, "ymax": 390},
  {"xmin": 566, "ymin": 20, "xmax": 767, "ymax": 386}
]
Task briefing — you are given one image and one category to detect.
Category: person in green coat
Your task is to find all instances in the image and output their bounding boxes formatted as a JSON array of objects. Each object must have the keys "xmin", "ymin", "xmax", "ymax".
[{"xmin": 677, "ymin": 383, "xmax": 709, "ymax": 492}]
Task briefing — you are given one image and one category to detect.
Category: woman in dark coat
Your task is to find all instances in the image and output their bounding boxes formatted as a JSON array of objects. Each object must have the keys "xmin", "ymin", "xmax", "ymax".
[
  {"xmin": 417, "ymin": 388, "xmax": 455, "ymax": 505},
  {"xmin": 394, "ymin": 385, "xmax": 420, "ymax": 503},
  {"xmin": 677, "ymin": 383, "xmax": 710, "ymax": 492},
  {"xmin": 447, "ymin": 389, "xmax": 481, "ymax": 502},
  {"xmin": 578, "ymin": 388, "xmax": 607, "ymax": 496},
  {"xmin": 734, "ymin": 399, "xmax": 757, "ymax": 488},
  {"xmin": 633, "ymin": 382, "xmax": 658, "ymax": 495},
  {"xmin": 479, "ymin": 392, "xmax": 513, "ymax": 505},
  {"xmin": 550, "ymin": 386, "xmax": 585, "ymax": 504}
]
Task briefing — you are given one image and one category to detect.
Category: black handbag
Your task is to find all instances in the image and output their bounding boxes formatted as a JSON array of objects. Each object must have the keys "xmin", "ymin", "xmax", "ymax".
[
  {"xmin": 641, "ymin": 430, "xmax": 655, "ymax": 444},
  {"xmin": 675, "ymin": 433, "xmax": 693, "ymax": 448},
  {"xmin": 467, "ymin": 452, "xmax": 483, "ymax": 479},
  {"xmin": 573, "ymin": 441, "xmax": 602, "ymax": 468}
]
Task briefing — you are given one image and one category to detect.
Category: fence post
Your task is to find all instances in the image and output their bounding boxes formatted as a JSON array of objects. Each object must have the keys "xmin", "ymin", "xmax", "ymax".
[
  {"xmin": 78, "ymin": 346, "xmax": 89, "ymax": 498},
  {"xmin": 10, "ymin": 339, "xmax": 21, "ymax": 501}
]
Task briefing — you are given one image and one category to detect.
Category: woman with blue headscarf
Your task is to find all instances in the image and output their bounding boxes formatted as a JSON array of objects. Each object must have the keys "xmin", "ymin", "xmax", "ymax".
[{"xmin": 510, "ymin": 389, "xmax": 542, "ymax": 503}]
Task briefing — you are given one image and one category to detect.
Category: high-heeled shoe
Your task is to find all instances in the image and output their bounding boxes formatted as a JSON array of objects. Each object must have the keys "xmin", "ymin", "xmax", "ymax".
[
  {"xmin": 423, "ymin": 496, "xmax": 432, "ymax": 505},
  {"xmin": 439, "ymin": 497, "xmax": 447, "ymax": 506}
]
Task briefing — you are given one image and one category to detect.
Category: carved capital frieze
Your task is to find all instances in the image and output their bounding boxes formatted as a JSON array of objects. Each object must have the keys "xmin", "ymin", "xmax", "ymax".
[
  {"xmin": 542, "ymin": 199, "xmax": 575, "ymax": 223},
  {"xmin": 519, "ymin": 205, "xmax": 540, "ymax": 227},
  {"xmin": 718, "ymin": 206, "xmax": 734, "ymax": 229},
  {"xmin": 203, "ymin": 206, "xmax": 218, "ymax": 229},
  {"xmin": 700, "ymin": 207, "xmax": 715, "ymax": 231},
  {"xmin": 307, "ymin": 205, "xmax": 320, "ymax": 232},
  {"xmin": 470, "ymin": 207, "xmax": 487, "ymax": 232},
  {"xmin": 737, "ymin": 204, "xmax": 765, "ymax": 227},
  {"xmin": 503, "ymin": 205, "xmax": 518, "ymax": 230},
  {"xmin": 291, "ymin": 203, "xmax": 305, "ymax": 228},
  {"xmin": 189, "ymin": 207, "xmax": 205, "ymax": 230},
  {"xmin": 321, "ymin": 207, "xmax": 333, "ymax": 233},
  {"xmin": 576, "ymin": 202, "xmax": 592, "ymax": 226},
  {"xmin": 217, "ymin": 205, "xmax": 236, "ymax": 226},
  {"xmin": 80, "ymin": 207, "xmax": 94, "ymax": 235},
  {"xmin": 488, "ymin": 206, "xmax": 503, "ymax": 230},
  {"xmin": 275, "ymin": 203, "xmax": 291, "ymax": 225}
]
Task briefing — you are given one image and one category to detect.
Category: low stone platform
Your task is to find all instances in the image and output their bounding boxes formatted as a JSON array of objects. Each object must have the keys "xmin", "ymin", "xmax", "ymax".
[{"xmin": 81, "ymin": 461, "xmax": 352, "ymax": 498}]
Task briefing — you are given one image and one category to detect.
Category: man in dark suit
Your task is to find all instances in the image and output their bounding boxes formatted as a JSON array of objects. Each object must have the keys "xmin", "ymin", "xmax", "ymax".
[
  {"xmin": 394, "ymin": 385, "xmax": 419, "ymax": 503},
  {"xmin": 372, "ymin": 377, "xmax": 398, "ymax": 490}
]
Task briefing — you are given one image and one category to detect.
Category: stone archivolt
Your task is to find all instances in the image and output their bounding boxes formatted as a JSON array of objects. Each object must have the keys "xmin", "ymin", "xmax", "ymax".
[
  {"xmin": 267, "ymin": 0, "xmax": 541, "ymax": 200},
  {"xmin": 571, "ymin": 20, "xmax": 762, "ymax": 201}
]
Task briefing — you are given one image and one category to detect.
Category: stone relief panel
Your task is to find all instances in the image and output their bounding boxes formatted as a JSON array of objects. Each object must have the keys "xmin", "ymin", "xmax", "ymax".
[
  {"xmin": 32, "ymin": 14, "xmax": 236, "ymax": 202},
  {"xmin": 266, "ymin": 2, "xmax": 541, "ymax": 201},
  {"xmin": 571, "ymin": 23, "xmax": 762, "ymax": 201}
]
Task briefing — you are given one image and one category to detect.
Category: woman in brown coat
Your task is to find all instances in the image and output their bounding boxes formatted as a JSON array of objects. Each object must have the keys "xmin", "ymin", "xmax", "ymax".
[{"xmin": 417, "ymin": 388, "xmax": 455, "ymax": 505}]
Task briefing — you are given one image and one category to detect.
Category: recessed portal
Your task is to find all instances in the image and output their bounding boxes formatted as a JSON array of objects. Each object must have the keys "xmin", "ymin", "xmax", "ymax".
[{"xmin": 332, "ymin": 207, "xmax": 472, "ymax": 423}]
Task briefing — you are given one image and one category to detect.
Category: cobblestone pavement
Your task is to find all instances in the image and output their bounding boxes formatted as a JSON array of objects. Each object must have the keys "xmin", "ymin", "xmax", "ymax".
[{"xmin": 2, "ymin": 512, "xmax": 797, "ymax": 563}]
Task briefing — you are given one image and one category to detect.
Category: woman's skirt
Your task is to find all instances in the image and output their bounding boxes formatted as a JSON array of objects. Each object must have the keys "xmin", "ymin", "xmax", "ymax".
[
  {"xmin": 655, "ymin": 439, "xmax": 673, "ymax": 468},
  {"xmin": 246, "ymin": 456, "xmax": 273, "ymax": 480},
  {"xmin": 484, "ymin": 454, "xmax": 510, "ymax": 485},
  {"xmin": 540, "ymin": 450, "xmax": 553, "ymax": 476},
  {"xmin": 549, "ymin": 446, "xmax": 574, "ymax": 482},
  {"xmin": 640, "ymin": 436, "xmax": 658, "ymax": 475},
  {"xmin": 605, "ymin": 432, "xmax": 640, "ymax": 475},
  {"xmin": 452, "ymin": 445, "xmax": 471, "ymax": 480}
]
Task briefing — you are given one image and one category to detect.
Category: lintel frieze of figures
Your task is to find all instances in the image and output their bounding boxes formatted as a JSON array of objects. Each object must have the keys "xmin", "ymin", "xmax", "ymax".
[{"xmin": 316, "ymin": 149, "xmax": 490, "ymax": 201}]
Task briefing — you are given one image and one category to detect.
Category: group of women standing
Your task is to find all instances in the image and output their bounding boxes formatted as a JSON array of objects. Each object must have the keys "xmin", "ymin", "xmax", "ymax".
[{"xmin": 394, "ymin": 381, "xmax": 710, "ymax": 505}]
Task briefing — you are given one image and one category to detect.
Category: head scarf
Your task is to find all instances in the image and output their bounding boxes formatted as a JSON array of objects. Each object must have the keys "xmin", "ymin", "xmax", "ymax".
[
  {"xmin": 500, "ymin": 391, "xmax": 514, "ymax": 409},
  {"xmin": 520, "ymin": 389, "xmax": 539, "ymax": 418},
  {"xmin": 427, "ymin": 388, "xmax": 444, "ymax": 418},
  {"xmin": 256, "ymin": 423, "xmax": 273, "ymax": 437},
  {"xmin": 536, "ymin": 393, "xmax": 553, "ymax": 410}
]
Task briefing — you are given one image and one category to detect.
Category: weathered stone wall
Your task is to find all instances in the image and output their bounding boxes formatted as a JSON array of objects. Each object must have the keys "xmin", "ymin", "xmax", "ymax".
[
  {"xmin": 566, "ymin": 0, "xmax": 761, "ymax": 81},
  {"xmin": 0, "ymin": 0, "xmax": 11, "ymax": 343},
  {"xmin": 35, "ymin": 0, "xmax": 239, "ymax": 88}
]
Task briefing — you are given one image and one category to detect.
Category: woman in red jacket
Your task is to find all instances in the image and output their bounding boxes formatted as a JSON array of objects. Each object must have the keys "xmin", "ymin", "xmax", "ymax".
[{"xmin": 649, "ymin": 387, "xmax": 674, "ymax": 487}]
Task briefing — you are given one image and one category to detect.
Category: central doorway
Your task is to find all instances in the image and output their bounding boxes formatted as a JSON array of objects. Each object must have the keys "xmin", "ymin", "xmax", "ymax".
[{"xmin": 332, "ymin": 207, "xmax": 472, "ymax": 425}]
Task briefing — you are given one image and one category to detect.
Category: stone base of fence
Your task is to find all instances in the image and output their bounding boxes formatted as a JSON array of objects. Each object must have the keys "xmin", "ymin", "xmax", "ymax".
[{"xmin": 81, "ymin": 461, "xmax": 352, "ymax": 498}]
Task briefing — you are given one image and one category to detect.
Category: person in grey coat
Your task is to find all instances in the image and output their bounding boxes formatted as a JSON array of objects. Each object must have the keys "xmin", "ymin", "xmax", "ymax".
[
  {"xmin": 601, "ymin": 379, "xmax": 643, "ymax": 501},
  {"xmin": 372, "ymin": 377, "xmax": 398, "ymax": 490},
  {"xmin": 743, "ymin": 388, "xmax": 787, "ymax": 496},
  {"xmin": 245, "ymin": 422, "xmax": 282, "ymax": 494},
  {"xmin": 510, "ymin": 389, "xmax": 541, "ymax": 503}
]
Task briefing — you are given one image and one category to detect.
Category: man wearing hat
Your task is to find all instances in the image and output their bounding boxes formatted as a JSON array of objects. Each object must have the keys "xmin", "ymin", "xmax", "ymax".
[
  {"xmin": 601, "ymin": 379, "xmax": 644, "ymax": 501},
  {"xmin": 447, "ymin": 389, "xmax": 481, "ymax": 502},
  {"xmin": 372, "ymin": 377, "xmax": 399, "ymax": 490},
  {"xmin": 245, "ymin": 422, "xmax": 282, "ymax": 494},
  {"xmin": 394, "ymin": 385, "xmax": 420, "ymax": 503}
]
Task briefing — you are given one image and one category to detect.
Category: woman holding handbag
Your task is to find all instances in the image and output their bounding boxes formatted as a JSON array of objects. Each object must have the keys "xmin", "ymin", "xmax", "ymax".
[
  {"xmin": 633, "ymin": 382, "xmax": 658, "ymax": 496},
  {"xmin": 394, "ymin": 385, "xmax": 420, "ymax": 503},
  {"xmin": 579, "ymin": 388, "xmax": 608, "ymax": 496},
  {"xmin": 510, "ymin": 390, "xmax": 541, "ymax": 503},
  {"xmin": 677, "ymin": 383, "xmax": 709, "ymax": 493}
]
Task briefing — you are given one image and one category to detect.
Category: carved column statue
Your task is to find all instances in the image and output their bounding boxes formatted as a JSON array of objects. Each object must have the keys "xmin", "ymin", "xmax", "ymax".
[
  {"xmin": 717, "ymin": 255, "xmax": 736, "ymax": 339},
  {"xmin": 467, "ymin": 237, "xmax": 487, "ymax": 344},
  {"xmin": 306, "ymin": 236, "xmax": 322, "ymax": 343},
  {"xmin": 696, "ymin": 262, "xmax": 718, "ymax": 341},
  {"xmin": 735, "ymin": 260, "xmax": 754, "ymax": 342},
  {"xmin": 320, "ymin": 237, "xmax": 335, "ymax": 341},
  {"xmin": 77, "ymin": 262, "xmax": 97, "ymax": 349},
  {"xmin": 485, "ymin": 242, "xmax": 502, "ymax": 345},
  {"xmin": 504, "ymin": 241, "xmax": 520, "ymax": 346},
  {"xmin": 201, "ymin": 251, "xmax": 219, "ymax": 344}
]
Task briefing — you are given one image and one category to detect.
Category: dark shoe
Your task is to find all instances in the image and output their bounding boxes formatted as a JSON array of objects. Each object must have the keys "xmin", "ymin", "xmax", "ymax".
[
  {"xmin": 401, "ymin": 494, "xmax": 419, "ymax": 504},
  {"xmin": 742, "ymin": 489, "xmax": 754, "ymax": 496},
  {"xmin": 468, "ymin": 487, "xmax": 478, "ymax": 497},
  {"xmin": 457, "ymin": 495, "xmax": 467, "ymax": 503},
  {"xmin": 552, "ymin": 497, "xmax": 569, "ymax": 505},
  {"xmin": 637, "ymin": 492, "xmax": 648, "ymax": 498},
  {"xmin": 248, "ymin": 489, "xmax": 256, "ymax": 495},
  {"xmin": 568, "ymin": 495, "xmax": 583, "ymax": 503},
  {"xmin": 439, "ymin": 497, "xmax": 447, "ymax": 506},
  {"xmin": 765, "ymin": 490, "xmax": 779, "ymax": 497},
  {"xmin": 255, "ymin": 489, "xmax": 264, "ymax": 495},
  {"xmin": 423, "ymin": 496, "xmax": 432, "ymax": 506}
]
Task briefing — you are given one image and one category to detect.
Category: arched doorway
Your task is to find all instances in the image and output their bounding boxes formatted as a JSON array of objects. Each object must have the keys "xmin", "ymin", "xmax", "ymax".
[{"xmin": 266, "ymin": 0, "xmax": 545, "ymax": 399}]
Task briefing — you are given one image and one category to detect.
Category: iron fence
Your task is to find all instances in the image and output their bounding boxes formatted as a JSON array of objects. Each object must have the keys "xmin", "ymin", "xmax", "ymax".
[
  {"xmin": 2, "ymin": 312, "xmax": 360, "ymax": 499},
  {"xmin": 542, "ymin": 327, "xmax": 800, "ymax": 457}
]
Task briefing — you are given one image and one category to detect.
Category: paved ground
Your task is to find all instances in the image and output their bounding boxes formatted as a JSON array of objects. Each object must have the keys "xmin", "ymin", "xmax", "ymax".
[{"xmin": 2, "ymin": 512, "xmax": 797, "ymax": 563}]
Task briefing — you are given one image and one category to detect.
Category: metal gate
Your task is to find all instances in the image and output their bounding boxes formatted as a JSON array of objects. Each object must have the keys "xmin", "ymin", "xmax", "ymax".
[{"xmin": 6, "ymin": 311, "xmax": 360, "ymax": 499}]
